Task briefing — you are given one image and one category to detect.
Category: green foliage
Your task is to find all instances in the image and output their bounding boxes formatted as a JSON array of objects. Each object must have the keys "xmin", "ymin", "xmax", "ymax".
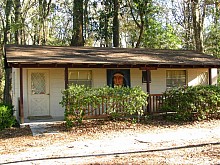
[
  {"xmin": 60, "ymin": 85, "xmax": 148, "ymax": 128},
  {"xmin": 0, "ymin": 103, "xmax": 15, "ymax": 131},
  {"xmin": 144, "ymin": 20, "xmax": 182, "ymax": 49},
  {"xmin": 204, "ymin": 23, "xmax": 220, "ymax": 57},
  {"xmin": 161, "ymin": 86, "xmax": 220, "ymax": 121}
]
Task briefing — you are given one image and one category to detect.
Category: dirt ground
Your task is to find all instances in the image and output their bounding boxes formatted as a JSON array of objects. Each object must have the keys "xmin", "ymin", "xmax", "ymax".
[{"xmin": 0, "ymin": 119, "xmax": 220, "ymax": 165}]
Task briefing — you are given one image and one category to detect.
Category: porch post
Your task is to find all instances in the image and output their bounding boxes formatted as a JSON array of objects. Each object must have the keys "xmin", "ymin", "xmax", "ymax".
[
  {"xmin": 208, "ymin": 68, "xmax": 212, "ymax": 85},
  {"xmin": 65, "ymin": 67, "xmax": 68, "ymax": 89},
  {"xmin": 19, "ymin": 67, "xmax": 24, "ymax": 123},
  {"xmin": 146, "ymin": 70, "xmax": 151, "ymax": 113}
]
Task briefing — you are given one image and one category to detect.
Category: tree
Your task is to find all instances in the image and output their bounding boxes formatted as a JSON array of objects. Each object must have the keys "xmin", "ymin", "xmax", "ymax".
[
  {"xmin": 3, "ymin": 0, "xmax": 13, "ymax": 105},
  {"xmin": 171, "ymin": 0, "xmax": 194, "ymax": 50},
  {"xmin": 70, "ymin": 0, "xmax": 84, "ymax": 46},
  {"xmin": 14, "ymin": 0, "xmax": 21, "ymax": 44},
  {"xmin": 204, "ymin": 0, "xmax": 220, "ymax": 57},
  {"xmin": 3, "ymin": 0, "xmax": 13, "ymax": 44},
  {"xmin": 112, "ymin": 0, "xmax": 119, "ymax": 47},
  {"xmin": 38, "ymin": 0, "xmax": 52, "ymax": 45},
  {"xmin": 127, "ymin": 0, "xmax": 156, "ymax": 48},
  {"xmin": 191, "ymin": 0, "xmax": 205, "ymax": 52}
]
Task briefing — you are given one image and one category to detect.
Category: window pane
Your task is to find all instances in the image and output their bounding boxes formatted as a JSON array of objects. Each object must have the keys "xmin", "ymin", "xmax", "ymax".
[
  {"xmin": 79, "ymin": 70, "xmax": 92, "ymax": 80},
  {"xmin": 166, "ymin": 70, "xmax": 186, "ymax": 89},
  {"xmin": 198, "ymin": 72, "xmax": 208, "ymax": 85},
  {"xmin": 68, "ymin": 71, "xmax": 78, "ymax": 79},
  {"xmin": 68, "ymin": 70, "xmax": 92, "ymax": 87},
  {"xmin": 31, "ymin": 73, "xmax": 46, "ymax": 94},
  {"xmin": 69, "ymin": 80, "xmax": 92, "ymax": 87},
  {"xmin": 142, "ymin": 70, "xmax": 151, "ymax": 83}
]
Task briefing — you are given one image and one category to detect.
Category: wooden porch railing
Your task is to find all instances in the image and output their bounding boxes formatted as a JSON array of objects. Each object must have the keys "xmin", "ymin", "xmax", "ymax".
[
  {"xmin": 18, "ymin": 94, "xmax": 165, "ymax": 120},
  {"xmin": 83, "ymin": 94, "xmax": 164, "ymax": 118},
  {"xmin": 148, "ymin": 94, "xmax": 165, "ymax": 113}
]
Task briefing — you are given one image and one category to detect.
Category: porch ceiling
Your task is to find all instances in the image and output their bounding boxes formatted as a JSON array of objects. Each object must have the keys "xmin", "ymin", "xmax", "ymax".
[{"xmin": 5, "ymin": 44, "xmax": 220, "ymax": 68}]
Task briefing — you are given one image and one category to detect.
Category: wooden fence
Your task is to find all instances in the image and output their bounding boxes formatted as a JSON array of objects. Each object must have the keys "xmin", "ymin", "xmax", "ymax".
[{"xmin": 82, "ymin": 94, "xmax": 164, "ymax": 118}]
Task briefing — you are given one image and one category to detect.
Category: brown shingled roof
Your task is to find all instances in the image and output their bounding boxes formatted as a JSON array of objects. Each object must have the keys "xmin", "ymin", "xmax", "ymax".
[{"xmin": 4, "ymin": 44, "xmax": 220, "ymax": 68}]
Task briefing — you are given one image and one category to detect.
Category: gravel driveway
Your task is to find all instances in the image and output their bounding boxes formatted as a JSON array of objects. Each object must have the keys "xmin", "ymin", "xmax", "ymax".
[{"xmin": 0, "ymin": 119, "xmax": 220, "ymax": 165}]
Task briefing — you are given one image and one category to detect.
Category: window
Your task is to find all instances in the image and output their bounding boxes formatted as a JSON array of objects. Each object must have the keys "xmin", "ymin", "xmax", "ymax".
[
  {"xmin": 198, "ymin": 72, "xmax": 208, "ymax": 85},
  {"xmin": 68, "ymin": 70, "xmax": 92, "ymax": 87},
  {"xmin": 31, "ymin": 72, "xmax": 46, "ymax": 94},
  {"xmin": 142, "ymin": 70, "xmax": 151, "ymax": 83},
  {"xmin": 166, "ymin": 70, "xmax": 186, "ymax": 89}
]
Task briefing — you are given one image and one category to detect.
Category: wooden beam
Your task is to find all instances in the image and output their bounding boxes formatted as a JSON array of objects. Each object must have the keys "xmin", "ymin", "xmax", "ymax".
[
  {"xmin": 65, "ymin": 67, "xmax": 68, "ymax": 89},
  {"xmin": 140, "ymin": 67, "xmax": 157, "ymax": 70},
  {"xmin": 19, "ymin": 67, "xmax": 24, "ymax": 124},
  {"xmin": 209, "ymin": 68, "xmax": 212, "ymax": 85},
  {"xmin": 146, "ymin": 70, "xmax": 151, "ymax": 113}
]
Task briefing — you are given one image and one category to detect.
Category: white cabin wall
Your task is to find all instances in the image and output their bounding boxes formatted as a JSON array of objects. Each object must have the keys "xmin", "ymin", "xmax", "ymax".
[
  {"xmin": 12, "ymin": 68, "xmax": 20, "ymax": 120},
  {"xmin": 23, "ymin": 69, "xmax": 28, "ymax": 118},
  {"xmin": 49, "ymin": 69, "xmax": 65, "ymax": 117},
  {"xmin": 92, "ymin": 69, "xmax": 106, "ymax": 87},
  {"xmin": 11, "ymin": 67, "xmax": 218, "ymax": 121},
  {"xmin": 130, "ymin": 68, "xmax": 142, "ymax": 88},
  {"xmin": 211, "ymin": 68, "xmax": 217, "ymax": 85},
  {"xmin": 150, "ymin": 69, "xmax": 166, "ymax": 94},
  {"xmin": 188, "ymin": 68, "xmax": 211, "ymax": 86}
]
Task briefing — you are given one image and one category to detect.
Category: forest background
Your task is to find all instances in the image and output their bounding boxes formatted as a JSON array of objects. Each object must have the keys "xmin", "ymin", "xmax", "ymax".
[{"xmin": 0, "ymin": 0, "xmax": 220, "ymax": 103}]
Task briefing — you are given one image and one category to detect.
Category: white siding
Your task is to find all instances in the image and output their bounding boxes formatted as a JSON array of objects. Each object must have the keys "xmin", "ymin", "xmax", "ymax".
[
  {"xmin": 150, "ymin": 69, "xmax": 166, "ymax": 94},
  {"xmin": 92, "ymin": 69, "xmax": 106, "ymax": 87},
  {"xmin": 130, "ymin": 68, "xmax": 142, "ymax": 87},
  {"xmin": 188, "ymin": 68, "xmax": 208, "ymax": 86},
  {"xmin": 12, "ymin": 68, "xmax": 20, "ymax": 120},
  {"xmin": 49, "ymin": 69, "xmax": 65, "ymax": 117},
  {"xmin": 211, "ymin": 68, "xmax": 218, "ymax": 85},
  {"xmin": 23, "ymin": 69, "xmax": 28, "ymax": 118}
]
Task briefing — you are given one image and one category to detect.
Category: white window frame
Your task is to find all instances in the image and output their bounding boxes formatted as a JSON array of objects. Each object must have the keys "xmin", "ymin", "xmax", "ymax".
[
  {"xmin": 68, "ymin": 70, "xmax": 92, "ymax": 87},
  {"xmin": 166, "ymin": 70, "xmax": 187, "ymax": 89}
]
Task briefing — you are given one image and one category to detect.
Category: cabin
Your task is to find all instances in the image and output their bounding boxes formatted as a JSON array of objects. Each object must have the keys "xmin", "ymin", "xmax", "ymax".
[{"xmin": 4, "ymin": 45, "xmax": 220, "ymax": 123}]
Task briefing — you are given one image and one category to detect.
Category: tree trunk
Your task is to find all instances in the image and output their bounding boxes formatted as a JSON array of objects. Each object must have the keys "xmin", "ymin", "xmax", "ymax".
[
  {"xmin": 214, "ymin": 0, "xmax": 220, "ymax": 56},
  {"xmin": 191, "ymin": 0, "xmax": 204, "ymax": 52},
  {"xmin": 14, "ymin": 0, "xmax": 21, "ymax": 44},
  {"xmin": 3, "ymin": 0, "xmax": 13, "ymax": 105},
  {"xmin": 71, "ymin": 0, "xmax": 84, "ymax": 46},
  {"xmin": 104, "ymin": 15, "xmax": 109, "ymax": 47},
  {"xmin": 3, "ymin": 68, "xmax": 12, "ymax": 105},
  {"xmin": 4, "ymin": 0, "xmax": 13, "ymax": 44},
  {"xmin": 84, "ymin": 0, "xmax": 89, "ymax": 41},
  {"xmin": 135, "ymin": 12, "xmax": 144, "ymax": 48},
  {"xmin": 183, "ymin": 1, "xmax": 193, "ymax": 49},
  {"xmin": 113, "ymin": 0, "xmax": 119, "ymax": 47},
  {"xmin": 135, "ymin": 24, "xmax": 144, "ymax": 48}
]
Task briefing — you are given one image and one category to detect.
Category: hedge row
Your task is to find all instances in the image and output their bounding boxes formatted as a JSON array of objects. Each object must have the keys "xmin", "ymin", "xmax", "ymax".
[
  {"xmin": 60, "ymin": 85, "xmax": 148, "ymax": 127},
  {"xmin": 161, "ymin": 85, "xmax": 220, "ymax": 121}
]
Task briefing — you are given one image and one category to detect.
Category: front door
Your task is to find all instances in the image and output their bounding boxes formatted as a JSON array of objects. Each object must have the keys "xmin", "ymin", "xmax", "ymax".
[{"xmin": 28, "ymin": 70, "xmax": 50, "ymax": 117}]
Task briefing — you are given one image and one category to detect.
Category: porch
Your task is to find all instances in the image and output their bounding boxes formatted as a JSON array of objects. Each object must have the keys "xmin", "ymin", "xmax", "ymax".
[
  {"xmin": 18, "ymin": 94, "xmax": 165, "ymax": 121},
  {"xmin": 66, "ymin": 94, "xmax": 165, "ymax": 119}
]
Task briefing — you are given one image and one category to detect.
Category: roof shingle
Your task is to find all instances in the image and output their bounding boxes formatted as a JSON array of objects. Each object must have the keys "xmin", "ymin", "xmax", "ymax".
[{"xmin": 5, "ymin": 45, "xmax": 220, "ymax": 68}]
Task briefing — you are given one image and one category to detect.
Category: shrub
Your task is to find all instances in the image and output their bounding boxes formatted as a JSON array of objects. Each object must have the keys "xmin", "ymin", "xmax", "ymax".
[
  {"xmin": 0, "ymin": 103, "xmax": 16, "ymax": 131},
  {"xmin": 60, "ymin": 85, "xmax": 148, "ymax": 127},
  {"xmin": 161, "ymin": 85, "xmax": 220, "ymax": 121}
]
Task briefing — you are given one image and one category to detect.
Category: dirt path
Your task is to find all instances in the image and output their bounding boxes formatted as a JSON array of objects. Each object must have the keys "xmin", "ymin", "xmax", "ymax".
[{"xmin": 0, "ymin": 119, "xmax": 220, "ymax": 165}]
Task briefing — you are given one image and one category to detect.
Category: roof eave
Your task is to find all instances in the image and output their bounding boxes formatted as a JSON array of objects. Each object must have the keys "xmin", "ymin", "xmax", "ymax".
[{"xmin": 7, "ymin": 62, "xmax": 220, "ymax": 69}]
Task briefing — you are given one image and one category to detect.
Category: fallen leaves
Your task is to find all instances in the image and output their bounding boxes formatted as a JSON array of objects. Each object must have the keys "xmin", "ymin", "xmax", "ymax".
[{"xmin": 0, "ymin": 119, "xmax": 220, "ymax": 164}]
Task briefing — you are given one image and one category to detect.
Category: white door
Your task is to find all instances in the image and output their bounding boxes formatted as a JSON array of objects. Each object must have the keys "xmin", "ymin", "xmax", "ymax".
[{"xmin": 28, "ymin": 70, "xmax": 50, "ymax": 116}]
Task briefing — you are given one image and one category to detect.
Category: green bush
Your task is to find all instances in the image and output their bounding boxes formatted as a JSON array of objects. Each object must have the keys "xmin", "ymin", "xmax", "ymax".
[
  {"xmin": 0, "ymin": 103, "xmax": 16, "ymax": 131},
  {"xmin": 60, "ymin": 85, "xmax": 148, "ymax": 127},
  {"xmin": 161, "ymin": 85, "xmax": 220, "ymax": 121}
]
